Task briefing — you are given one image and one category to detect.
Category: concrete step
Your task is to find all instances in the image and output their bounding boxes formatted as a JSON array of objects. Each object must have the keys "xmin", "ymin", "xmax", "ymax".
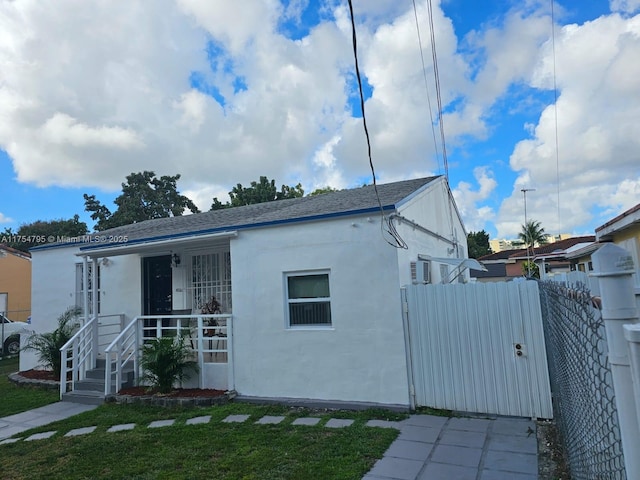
[
  {"xmin": 73, "ymin": 378, "xmax": 105, "ymax": 392},
  {"xmin": 62, "ymin": 390, "xmax": 105, "ymax": 405}
]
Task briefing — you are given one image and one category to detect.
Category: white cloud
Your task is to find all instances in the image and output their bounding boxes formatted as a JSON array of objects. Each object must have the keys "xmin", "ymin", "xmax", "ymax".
[
  {"xmin": 610, "ymin": 0, "xmax": 640, "ymax": 14},
  {"xmin": 452, "ymin": 167, "xmax": 497, "ymax": 232},
  {"xmin": 0, "ymin": 213, "xmax": 13, "ymax": 224}
]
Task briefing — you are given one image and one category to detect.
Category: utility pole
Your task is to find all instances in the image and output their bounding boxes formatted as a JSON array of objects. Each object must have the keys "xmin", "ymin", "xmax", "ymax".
[{"xmin": 521, "ymin": 188, "xmax": 536, "ymax": 277}]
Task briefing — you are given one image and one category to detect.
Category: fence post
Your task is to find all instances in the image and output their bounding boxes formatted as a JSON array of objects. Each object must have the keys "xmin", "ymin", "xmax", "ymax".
[
  {"xmin": 592, "ymin": 243, "xmax": 640, "ymax": 478},
  {"xmin": 625, "ymin": 324, "xmax": 640, "ymax": 437}
]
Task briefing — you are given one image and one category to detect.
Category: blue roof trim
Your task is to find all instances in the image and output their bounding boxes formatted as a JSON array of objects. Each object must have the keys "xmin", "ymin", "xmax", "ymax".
[{"xmin": 72, "ymin": 204, "xmax": 397, "ymax": 253}]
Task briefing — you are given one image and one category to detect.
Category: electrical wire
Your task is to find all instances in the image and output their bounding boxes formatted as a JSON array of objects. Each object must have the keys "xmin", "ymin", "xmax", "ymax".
[
  {"xmin": 550, "ymin": 0, "xmax": 561, "ymax": 229},
  {"xmin": 425, "ymin": 0, "xmax": 448, "ymax": 181},
  {"xmin": 347, "ymin": 0, "xmax": 407, "ymax": 249},
  {"xmin": 411, "ymin": 0, "xmax": 441, "ymax": 175}
]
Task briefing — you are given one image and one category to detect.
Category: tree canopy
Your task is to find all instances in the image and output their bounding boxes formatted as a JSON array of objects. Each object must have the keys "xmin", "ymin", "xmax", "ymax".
[
  {"xmin": 309, "ymin": 186, "xmax": 338, "ymax": 196},
  {"xmin": 84, "ymin": 171, "xmax": 199, "ymax": 231},
  {"xmin": 467, "ymin": 230, "xmax": 492, "ymax": 259},
  {"xmin": 211, "ymin": 176, "xmax": 304, "ymax": 210},
  {"xmin": 518, "ymin": 220, "xmax": 548, "ymax": 251},
  {"xmin": 1, "ymin": 215, "xmax": 88, "ymax": 252}
]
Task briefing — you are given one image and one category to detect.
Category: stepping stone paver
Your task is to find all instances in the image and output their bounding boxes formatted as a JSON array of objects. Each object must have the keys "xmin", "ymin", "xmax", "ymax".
[
  {"xmin": 25, "ymin": 431, "xmax": 56, "ymax": 442},
  {"xmin": 0, "ymin": 438, "xmax": 21, "ymax": 445},
  {"xmin": 222, "ymin": 414, "xmax": 250, "ymax": 423},
  {"xmin": 325, "ymin": 418, "xmax": 354, "ymax": 428},
  {"xmin": 186, "ymin": 415, "xmax": 211, "ymax": 425},
  {"xmin": 256, "ymin": 415, "xmax": 285, "ymax": 425},
  {"xmin": 65, "ymin": 426, "xmax": 97, "ymax": 437},
  {"xmin": 366, "ymin": 419, "xmax": 401, "ymax": 429},
  {"xmin": 292, "ymin": 417, "xmax": 321, "ymax": 426},
  {"xmin": 107, "ymin": 423, "xmax": 136, "ymax": 433},
  {"xmin": 148, "ymin": 419, "xmax": 175, "ymax": 429}
]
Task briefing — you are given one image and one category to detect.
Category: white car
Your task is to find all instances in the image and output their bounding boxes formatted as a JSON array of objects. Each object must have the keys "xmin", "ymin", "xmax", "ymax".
[{"xmin": 1, "ymin": 314, "xmax": 28, "ymax": 355}]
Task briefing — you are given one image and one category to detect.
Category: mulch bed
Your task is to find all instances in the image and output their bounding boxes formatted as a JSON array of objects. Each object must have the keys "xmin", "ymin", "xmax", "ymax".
[
  {"xmin": 118, "ymin": 386, "xmax": 225, "ymax": 398},
  {"xmin": 17, "ymin": 369, "xmax": 58, "ymax": 381}
]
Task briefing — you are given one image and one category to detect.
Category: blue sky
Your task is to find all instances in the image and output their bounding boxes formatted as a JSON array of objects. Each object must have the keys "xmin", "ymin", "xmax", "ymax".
[{"xmin": 1, "ymin": 0, "xmax": 639, "ymax": 240}]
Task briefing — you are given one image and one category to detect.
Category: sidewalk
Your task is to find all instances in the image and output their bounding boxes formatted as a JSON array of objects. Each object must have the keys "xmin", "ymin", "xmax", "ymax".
[
  {"xmin": 364, "ymin": 415, "xmax": 538, "ymax": 480},
  {"xmin": 1, "ymin": 403, "xmax": 537, "ymax": 479},
  {"xmin": 0, "ymin": 402, "xmax": 98, "ymax": 440}
]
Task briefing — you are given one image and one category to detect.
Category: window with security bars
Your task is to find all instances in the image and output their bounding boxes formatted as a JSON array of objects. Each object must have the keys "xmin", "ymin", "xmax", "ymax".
[
  {"xmin": 190, "ymin": 252, "xmax": 232, "ymax": 313},
  {"xmin": 286, "ymin": 272, "xmax": 331, "ymax": 327},
  {"xmin": 75, "ymin": 263, "xmax": 100, "ymax": 315}
]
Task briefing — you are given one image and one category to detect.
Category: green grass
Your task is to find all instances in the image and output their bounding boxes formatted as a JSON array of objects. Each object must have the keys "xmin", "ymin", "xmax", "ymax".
[
  {"xmin": 0, "ymin": 403, "xmax": 405, "ymax": 479},
  {"xmin": 0, "ymin": 356, "xmax": 59, "ymax": 417}
]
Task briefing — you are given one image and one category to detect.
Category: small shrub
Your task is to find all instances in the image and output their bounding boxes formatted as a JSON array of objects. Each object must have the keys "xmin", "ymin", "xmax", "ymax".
[
  {"xmin": 140, "ymin": 336, "xmax": 199, "ymax": 393},
  {"xmin": 22, "ymin": 306, "xmax": 81, "ymax": 378}
]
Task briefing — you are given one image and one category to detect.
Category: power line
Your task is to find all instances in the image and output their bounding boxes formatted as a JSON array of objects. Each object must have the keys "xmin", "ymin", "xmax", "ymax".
[
  {"xmin": 411, "ymin": 0, "xmax": 441, "ymax": 175},
  {"xmin": 346, "ymin": 0, "xmax": 407, "ymax": 249},
  {"xmin": 550, "ymin": 0, "xmax": 561, "ymax": 229}
]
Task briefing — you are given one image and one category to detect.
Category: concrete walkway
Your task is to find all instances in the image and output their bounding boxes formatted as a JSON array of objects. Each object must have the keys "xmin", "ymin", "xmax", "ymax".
[
  {"xmin": 365, "ymin": 415, "xmax": 537, "ymax": 480},
  {"xmin": 0, "ymin": 402, "xmax": 98, "ymax": 440},
  {"xmin": 0, "ymin": 403, "xmax": 537, "ymax": 479}
]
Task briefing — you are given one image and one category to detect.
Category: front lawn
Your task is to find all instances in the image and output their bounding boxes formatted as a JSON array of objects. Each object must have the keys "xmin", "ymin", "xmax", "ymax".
[
  {"xmin": 0, "ymin": 356, "xmax": 59, "ymax": 417},
  {"xmin": 0, "ymin": 402, "xmax": 404, "ymax": 479}
]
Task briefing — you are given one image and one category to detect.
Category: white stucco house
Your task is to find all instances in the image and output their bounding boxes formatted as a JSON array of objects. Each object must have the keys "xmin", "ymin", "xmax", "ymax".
[{"xmin": 22, "ymin": 176, "xmax": 472, "ymax": 409}]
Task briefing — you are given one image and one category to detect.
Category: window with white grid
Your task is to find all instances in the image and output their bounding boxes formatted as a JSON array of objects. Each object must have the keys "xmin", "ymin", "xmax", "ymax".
[{"xmin": 190, "ymin": 251, "xmax": 232, "ymax": 313}]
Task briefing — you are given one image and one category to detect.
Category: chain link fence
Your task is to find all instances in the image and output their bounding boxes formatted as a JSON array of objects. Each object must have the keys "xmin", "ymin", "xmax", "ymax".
[{"xmin": 538, "ymin": 279, "xmax": 626, "ymax": 479}]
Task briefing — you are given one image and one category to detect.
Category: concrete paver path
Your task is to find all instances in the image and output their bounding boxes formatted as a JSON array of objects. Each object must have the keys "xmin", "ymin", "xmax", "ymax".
[{"xmin": 0, "ymin": 402, "xmax": 538, "ymax": 479}]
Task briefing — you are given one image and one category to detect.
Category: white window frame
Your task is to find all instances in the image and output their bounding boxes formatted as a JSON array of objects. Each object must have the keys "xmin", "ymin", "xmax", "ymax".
[{"xmin": 285, "ymin": 270, "xmax": 332, "ymax": 329}]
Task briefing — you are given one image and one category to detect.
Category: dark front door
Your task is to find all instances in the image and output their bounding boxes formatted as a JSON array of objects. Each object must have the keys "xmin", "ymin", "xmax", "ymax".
[{"xmin": 143, "ymin": 255, "xmax": 172, "ymax": 316}]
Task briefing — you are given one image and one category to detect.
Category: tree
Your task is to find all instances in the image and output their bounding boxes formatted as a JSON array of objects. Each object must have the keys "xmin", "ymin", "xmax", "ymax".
[
  {"xmin": 210, "ymin": 176, "xmax": 304, "ymax": 210},
  {"xmin": 467, "ymin": 230, "xmax": 492, "ymax": 259},
  {"xmin": 1, "ymin": 215, "xmax": 88, "ymax": 252},
  {"xmin": 518, "ymin": 220, "xmax": 548, "ymax": 251},
  {"xmin": 309, "ymin": 186, "xmax": 338, "ymax": 196},
  {"xmin": 84, "ymin": 171, "xmax": 199, "ymax": 231}
]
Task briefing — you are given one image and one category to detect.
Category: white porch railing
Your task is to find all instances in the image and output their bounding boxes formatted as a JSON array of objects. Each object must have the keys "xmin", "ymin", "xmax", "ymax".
[
  {"xmin": 59, "ymin": 316, "xmax": 97, "ymax": 399},
  {"xmin": 59, "ymin": 313, "xmax": 127, "ymax": 399},
  {"xmin": 104, "ymin": 314, "xmax": 233, "ymax": 396}
]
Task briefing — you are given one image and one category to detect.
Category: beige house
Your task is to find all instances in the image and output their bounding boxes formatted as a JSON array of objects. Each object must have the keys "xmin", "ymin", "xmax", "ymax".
[{"xmin": 0, "ymin": 245, "xmax": 31, "ymax": 322}]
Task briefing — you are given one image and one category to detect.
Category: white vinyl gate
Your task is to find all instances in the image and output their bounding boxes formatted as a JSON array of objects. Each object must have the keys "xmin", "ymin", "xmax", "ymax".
[{"xmin": 402, "ymin": 281, "xmax": 553, "ymax": 419}]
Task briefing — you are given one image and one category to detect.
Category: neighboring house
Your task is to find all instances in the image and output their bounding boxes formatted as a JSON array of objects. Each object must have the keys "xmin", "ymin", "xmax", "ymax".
[
  {"xmin": 23, "ymin": 176, "xmax": 471, "ymax": 409},
  {"xmin": 473, "ymin": 236, "xmax": 596, "ymax": 282},
  {"xmin": 596, "ymin": 202, "xmax": 640, "ymax": 307},
  {"xmin": 0, "ymin": 245, "xmax": 31, "ymax": 322}
]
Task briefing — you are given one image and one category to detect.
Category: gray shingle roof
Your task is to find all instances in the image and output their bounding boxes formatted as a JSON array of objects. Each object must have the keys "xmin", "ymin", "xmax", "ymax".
[{"xmin": 36, "ymin": 176, "xmax": 440, "ymax": 252}]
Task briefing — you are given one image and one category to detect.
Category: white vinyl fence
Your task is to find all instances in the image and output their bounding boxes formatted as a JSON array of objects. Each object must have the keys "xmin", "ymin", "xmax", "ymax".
[{"xmin": 402, "ymin": 280, "xmax": 553, "ymax": 419}]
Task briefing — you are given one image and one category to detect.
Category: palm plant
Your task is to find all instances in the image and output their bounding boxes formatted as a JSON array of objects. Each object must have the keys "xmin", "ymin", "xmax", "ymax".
[
  {"xmin": 140, "ymin": 336, "xmax": 199, "ymax": 393},
  {"xmin": 518, "ymin": 220, "xmax": 548, "ymax": 250},
  {"xmin": 22, "ymin": 306, "xmax": 81, "ymax": 378}
]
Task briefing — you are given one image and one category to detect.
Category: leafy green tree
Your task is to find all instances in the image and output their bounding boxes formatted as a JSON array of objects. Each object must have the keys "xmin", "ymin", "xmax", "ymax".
[
  {"xmin": 518, "ymin": 220, "xmax": 548, "ymax": 251},
  {"xmin": 467, "ymin": 230, "xmax": 492, "ymax": 259},
  {"xmin": 210, "ymin": 176, "xmax": 304, "ymax": 210},
  {"xmin": 22, "ymin": 307, "xmax": 81, "ymax": 377},
  {"xmin": 84, "ymin": 171, "xmax": 199, "ymax": 231},
  {"xmin": 522, "ymin": 260, "xmax": 540, "ymax": 279},
  {"xmin": 1, "ymin": 215, "xmax": 88, "ymax": 252},
  {"xmin": 309, "ymin": 186, "xmax": 338, "ymax": 196}
]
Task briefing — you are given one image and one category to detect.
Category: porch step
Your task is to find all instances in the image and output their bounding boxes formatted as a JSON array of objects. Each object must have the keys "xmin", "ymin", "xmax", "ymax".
[
  {"xmin": 63, "ymin": 361, "xmax": 135, "ymax": 405},
  {"xmin": 62, "ymin": 389, "xmax": 105, "ymax": 406}
]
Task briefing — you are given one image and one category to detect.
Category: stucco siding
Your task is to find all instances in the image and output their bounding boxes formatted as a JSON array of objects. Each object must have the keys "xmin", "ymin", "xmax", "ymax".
[
  {"xmin": 231, "ymin": 215, "xmax": 410, "ymax": 407},
  {"xmin": 0, "ymin": 251, "xmax": 31, "ymax": 322}
]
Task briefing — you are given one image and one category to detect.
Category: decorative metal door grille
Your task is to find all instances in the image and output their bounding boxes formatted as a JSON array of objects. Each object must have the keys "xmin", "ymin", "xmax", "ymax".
[{"xmin": 190, "ymin": 252, "xmax": 231, "ymax": 313}]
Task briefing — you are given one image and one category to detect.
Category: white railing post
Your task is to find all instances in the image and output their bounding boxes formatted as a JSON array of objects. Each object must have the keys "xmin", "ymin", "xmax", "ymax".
[
  {"xmin": 592, "ymin": 243, "xmax": 640, "ymax": 478},
  {"xmin": 197, "ymin": 316, "xmax": 205, "ymax": 388},
  {"xmin": 227, "ymin": 315, "xmax": 234, "ymax": 391}
]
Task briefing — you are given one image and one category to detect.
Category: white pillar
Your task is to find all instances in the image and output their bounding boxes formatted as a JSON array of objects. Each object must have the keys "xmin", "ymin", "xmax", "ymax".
[
  {"xmin": 82, "ymin": 255, "xmax": 89, "ymax": 322},
  {"xmin": 625, "ymin": 324, "xmax": 640, "ymax": 436},
  {"xmin": 592, "ymin": 243, "xmax": 640, "ymax": 478}
]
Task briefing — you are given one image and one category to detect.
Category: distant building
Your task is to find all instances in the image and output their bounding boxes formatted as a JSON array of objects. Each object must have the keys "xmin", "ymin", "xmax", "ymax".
[{"xmin": 489, "ymin": 233, "xmax": 572, "ymax": 253}]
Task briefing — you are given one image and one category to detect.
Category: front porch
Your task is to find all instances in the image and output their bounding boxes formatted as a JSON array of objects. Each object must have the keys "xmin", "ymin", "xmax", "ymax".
[
  {"xmin": 60, "ymin": 313, "xmax": 233, "ymax": 404},
  {"xmin": 59, "ymin": 232, "xmax": 236, "ymax": 403}
]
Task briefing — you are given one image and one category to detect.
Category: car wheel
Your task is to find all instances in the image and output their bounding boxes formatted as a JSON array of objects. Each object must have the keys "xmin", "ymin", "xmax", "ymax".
[{"xmin": 4, "ymin": 337, "xmax": 20, "ymax": 355}]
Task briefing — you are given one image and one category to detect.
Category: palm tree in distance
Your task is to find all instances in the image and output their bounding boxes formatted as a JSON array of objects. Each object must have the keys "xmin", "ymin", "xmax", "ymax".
[{"xmin": 519, "ymin": 220, "xmax": 548, "ymax": 277}]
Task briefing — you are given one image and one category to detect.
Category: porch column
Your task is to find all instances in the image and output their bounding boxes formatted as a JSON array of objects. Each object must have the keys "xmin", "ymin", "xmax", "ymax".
[
  {"xmin": 91, "ymin": 257, "xmax": 99, "ymax": 364},
  {"xmin": 82, "ymin": 255, "xmax": 89, "ymax": 322}
]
